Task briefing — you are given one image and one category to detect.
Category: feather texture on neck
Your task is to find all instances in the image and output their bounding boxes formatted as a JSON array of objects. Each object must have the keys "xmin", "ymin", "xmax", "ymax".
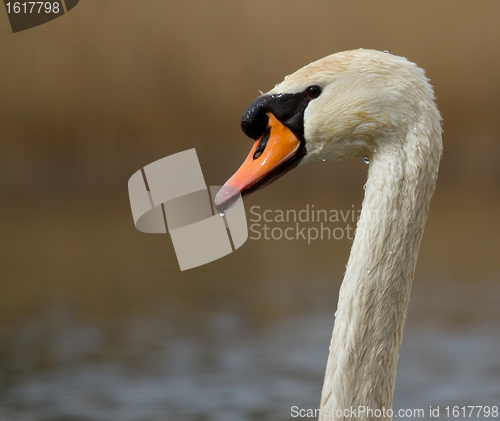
[{"xmin": 319, "ymin": 106, "xmax": 442, "ymax": 420}]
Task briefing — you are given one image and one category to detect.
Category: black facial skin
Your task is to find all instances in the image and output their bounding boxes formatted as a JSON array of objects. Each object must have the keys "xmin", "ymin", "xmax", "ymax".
[{"xmin": 237, "ymin": 86, "xmax": 321, "ymax": 196}]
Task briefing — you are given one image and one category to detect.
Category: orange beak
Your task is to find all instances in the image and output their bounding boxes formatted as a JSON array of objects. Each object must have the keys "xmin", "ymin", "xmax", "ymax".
[{"xmin": 214, "ymin": 112, "xmax": 304, "ymax": 212}]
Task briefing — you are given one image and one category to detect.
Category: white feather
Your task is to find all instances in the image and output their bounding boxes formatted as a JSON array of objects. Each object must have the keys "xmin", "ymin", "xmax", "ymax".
[{"xmin": 269, "ymin": 49, "xmax": 442, "ymax": 420}]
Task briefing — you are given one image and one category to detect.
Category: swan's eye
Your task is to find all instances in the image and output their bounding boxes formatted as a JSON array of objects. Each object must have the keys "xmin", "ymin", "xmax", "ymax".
[{"xmin": 305, "ymin": 85, "xmax": 322, "ymax": 99}]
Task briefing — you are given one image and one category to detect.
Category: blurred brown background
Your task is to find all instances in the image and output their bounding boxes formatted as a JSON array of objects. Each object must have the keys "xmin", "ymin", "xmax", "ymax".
[{"xmin": 1, "ymin": 1, "xmax": 499, "ymax": 420}]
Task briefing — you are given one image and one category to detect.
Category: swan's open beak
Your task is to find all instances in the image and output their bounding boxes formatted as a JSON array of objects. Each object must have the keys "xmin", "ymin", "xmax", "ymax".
[{"xmin": 214, "ymin": 112, "xmax": 305, "ymax": 212}]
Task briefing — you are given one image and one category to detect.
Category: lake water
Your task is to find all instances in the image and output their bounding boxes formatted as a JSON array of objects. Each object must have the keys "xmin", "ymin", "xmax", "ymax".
[{"xmin": 1, "ymin": 278, "xmax": 499, "ymax": 421}]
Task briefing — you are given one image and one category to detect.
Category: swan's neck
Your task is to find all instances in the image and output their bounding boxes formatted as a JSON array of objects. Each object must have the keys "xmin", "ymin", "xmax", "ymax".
[{"xmin": 319, "ymin": 121, "xmax": 442, "ymax": 420}]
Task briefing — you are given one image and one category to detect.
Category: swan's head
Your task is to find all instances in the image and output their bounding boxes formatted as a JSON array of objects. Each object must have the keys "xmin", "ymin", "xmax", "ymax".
[{"xmin": 215, "ymin": 49, "xmax": 436, "ymax": 210}]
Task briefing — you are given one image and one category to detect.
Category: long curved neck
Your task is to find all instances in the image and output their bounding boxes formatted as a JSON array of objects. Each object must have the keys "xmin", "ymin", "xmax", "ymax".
[{"xmin": 319, "ymin": 120, "xmax": 442, "ymax": 420}]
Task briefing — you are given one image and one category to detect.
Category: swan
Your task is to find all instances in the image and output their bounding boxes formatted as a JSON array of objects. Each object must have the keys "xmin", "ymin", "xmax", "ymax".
[{"xmin": 215, "ymin": 49, "xmax": 442, "ymax": 420}]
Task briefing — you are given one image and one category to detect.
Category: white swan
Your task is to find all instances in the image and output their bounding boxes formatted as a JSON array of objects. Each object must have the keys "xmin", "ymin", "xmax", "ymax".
[{"xmin": 215, "ymin": 49, "xmax": 442, "ymax": 420}]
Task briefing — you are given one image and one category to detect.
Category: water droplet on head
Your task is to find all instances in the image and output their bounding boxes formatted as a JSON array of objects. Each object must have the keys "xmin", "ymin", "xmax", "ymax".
[
  {"xmin": 322, "ymin": 159, "xmax": 326, "ymax": 162},
  {"xmin": 364, "ymin": 157, "xmax": 370, "ymax": 164},
  {"xmin": 383, "ymin": 50, "xmax": 389, "ymax": 54},
  {"xmin": 219, "ymin": 212, "xmax": 226, "ymax": 217}
]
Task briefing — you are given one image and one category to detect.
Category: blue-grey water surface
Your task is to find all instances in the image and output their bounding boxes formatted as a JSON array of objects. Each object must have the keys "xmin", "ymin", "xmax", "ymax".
[{"xmin": 1, "ymin": 278, "xmax": 499, "ymax": 421}]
